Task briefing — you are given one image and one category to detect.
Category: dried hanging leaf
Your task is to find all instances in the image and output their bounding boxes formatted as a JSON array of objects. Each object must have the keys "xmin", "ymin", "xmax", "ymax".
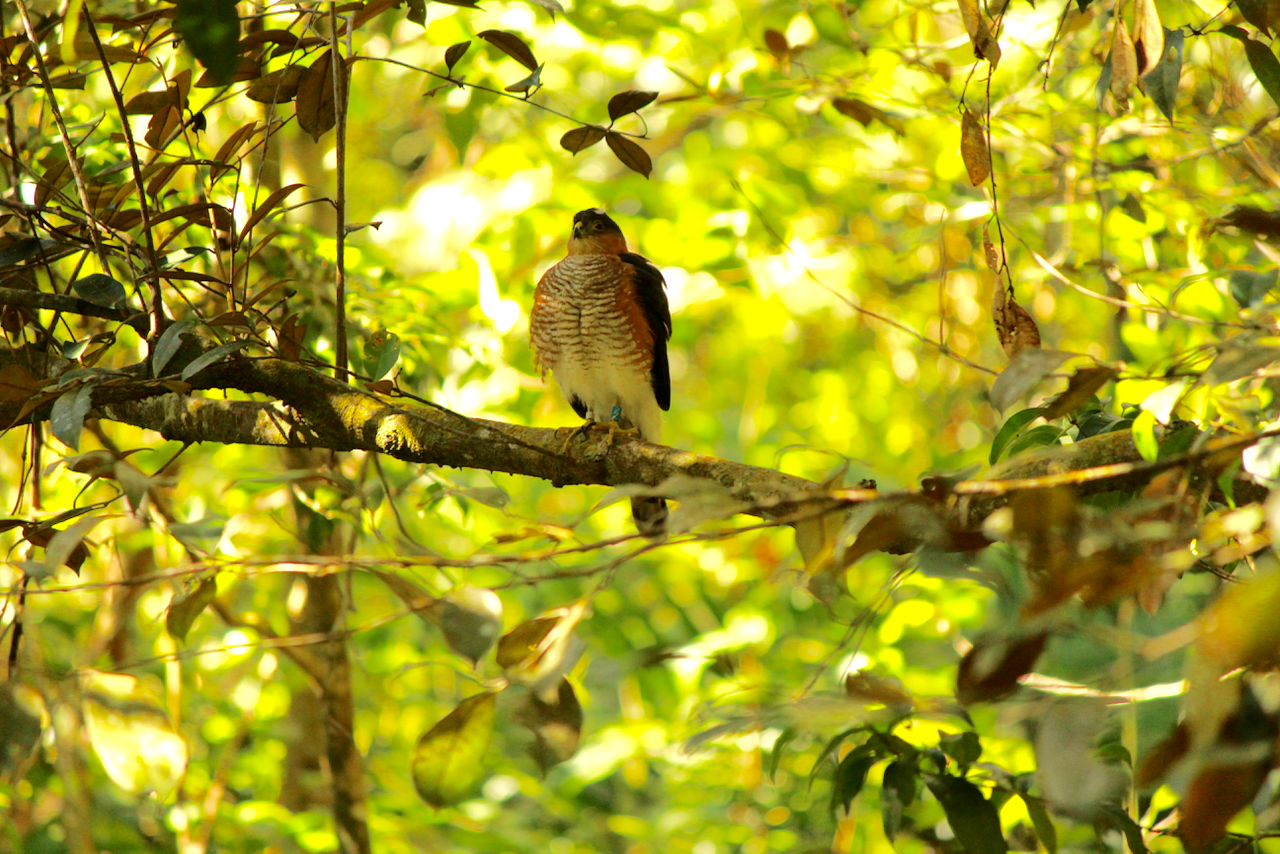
[
  {"xmin": 982, "ymin": 225, "xmax": 1001, "ymax": 272},
  {"xmin": 296, "ymin": 50, "xmax": 341, "ymax": 142},
  {"xmin": 961, "ymin": 109, "xmax": 990, "ymax": 186},
  {"xmin": 0, "ymin": 364, "xmax": 39, "ymax": 402},
  {"xmin": 245, "ymin": 65, "xmax": 305, "ymax": 103},
  {"xmin": 606, "ymin": 90, "xmax": 658, "ymax": 121},
  {"xmin": 605, "ymin": 132, "xmax": 653, "ymax": 178},
  {"xmin": 989, "ymin": 348, "xmax": 1069, "ymax": 412},
  {"xmin": 1132, "ymin": 0, "xmax": 1164, "ymax": 75},
  {"xmin": 560, "ymin": 126, "xmax": 606, "ymax": 153},
  {"xmin": 992, "ymin": 290, "xmax": 1042, "ymax": 360},
  {"xmin": 1109, "ymin": 19, "xmax": 1138, "ymax": 110},
  {"xmin": 411, "ymin": 691, "xmax": 497, "ymax": 808},
  {"xmin": 763, "ymin": 28, "xmax": 789, "ymax": 60},
  {"xmin": 477, "ymin": 30, "xmax": 539, "ymax": 72},
  {"xmin": 958, "ymin": 0, "xmax": 1002, "ymax": 65},
  {"xmin": 955, "ymin": 631, "xmax": 1048, "ymax": 705},
  {"xmin": 514, "ymin": 677, "xmax": 583, "ymax": 772},
  {"xmin": 444, "ymin": 40, "xmax": 471, "ymax": 73}
]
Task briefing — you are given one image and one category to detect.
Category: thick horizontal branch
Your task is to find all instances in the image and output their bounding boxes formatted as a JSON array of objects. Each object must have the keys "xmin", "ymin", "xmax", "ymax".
[{"xmin": 101, "ymin": 357, "xmax": 833, "ymax": 521}]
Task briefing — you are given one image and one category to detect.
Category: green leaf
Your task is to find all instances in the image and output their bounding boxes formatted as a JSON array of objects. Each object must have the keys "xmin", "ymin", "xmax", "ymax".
[
  {"xmin": 411, "ymin": 691, "xmax": 498, "ymax": 808},
  {"xmin": 406, "ymin": 0, "xmax": 427, "ymax": 25},
  {"xmin": 829, "ymin": 748, "xmax": 876, "ymax": 816},
  {"xmin": 1003, "ymin": 424, "xmax": 1067, "ymax": 459},
  {"xmin": 1019, "ymin": 793, "xmax": 1058, "ymax": 854},
  {"xmin": 165, "ymin": 576, "xmax": 218, "ymax": 641},
  {"xmin": 50, "ymin": 382, "xmax": 96, "ymax": 450},
  {"xmin": 990, "ymin": 407, "xmax": 1046, "ymax": 464},
  {"xmin": 181, "ymin": 340, "xmax": 251, "ymax": 381},
  {"xmin": 1144, "ymin": 28, "xmax": 1184, "ymax": 121},
  {"xmin": 768, "ymin": 727, "xmax": 797, "ymax": 781},
  {"xmin": 1244, "ymin": 38, "xmax": 1280, "ymax": 108},
  {"xmin": 1131, "ymin": 409, "xmax": 1159, "ymax": 462},
  {"xmin": 1228, "ymin": 268, "xmax": 1278, "ymax": 307},
  {"xmin": 72, "ymin": 273, "xmax": 128, "ymax": 308},
  {"xmin": 939, "ymin": 731, "xmax": 983, "ymax": 768},
  {"xmin": 881, "ymin": 757, "xmax": 920, "ymax": 839},
  {"xmin": 174, "ymin": 0, "xmax": 241, "ymax": 86},
  {"xmin": 362, "ymin": 329, "xmax": 401, "ymax": 381},
  {"xmin": 152, "ymin": 320, "xmax": 195, "ymax": 376},
  {"xmin": 926, "ymin": 774, "xmax": 1008, "ymax": 854}
]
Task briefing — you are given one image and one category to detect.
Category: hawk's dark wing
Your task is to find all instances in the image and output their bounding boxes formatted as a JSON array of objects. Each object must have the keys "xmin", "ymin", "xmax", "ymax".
[{"xmin": 621, "ymin": 252, "xmax": 671, "ymax": 412}]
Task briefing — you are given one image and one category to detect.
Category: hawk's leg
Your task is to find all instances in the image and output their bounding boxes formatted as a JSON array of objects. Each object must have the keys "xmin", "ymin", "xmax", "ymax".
[
  {"xmin": 557, "ymin": 421, "xmax": 596, "ymax": 455},
  {"xmin": 601, "ymin": 405, "xmax": 640, "ymax": 445}
]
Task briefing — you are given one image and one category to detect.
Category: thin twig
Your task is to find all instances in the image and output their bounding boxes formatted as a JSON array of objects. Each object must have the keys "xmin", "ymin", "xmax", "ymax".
[
  {"xmin": 83, "ymin": 11, "xmax": 165, "ymax": 344},
  {"xmin": 13, "ymin": 0, "xmax": 112, "ymax": 274},
  {"xmin": 329, "ymin": 3, "xmax": 349, "ymax": 379}
]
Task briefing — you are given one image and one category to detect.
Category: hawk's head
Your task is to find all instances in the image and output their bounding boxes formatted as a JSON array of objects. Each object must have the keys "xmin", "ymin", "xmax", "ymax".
[
  {"xmin": 568, "ymin": 208, "xmax": 627, "ymax": 255},
  {"xmin": 571, "ymin": 208, "xmax": 621, "ymax": 239}
]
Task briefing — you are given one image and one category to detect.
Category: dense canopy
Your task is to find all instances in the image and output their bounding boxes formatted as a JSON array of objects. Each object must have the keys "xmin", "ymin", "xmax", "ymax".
[{"xmin": 2, "ymin": 0, "xmax": 1280, "ymax": 852}]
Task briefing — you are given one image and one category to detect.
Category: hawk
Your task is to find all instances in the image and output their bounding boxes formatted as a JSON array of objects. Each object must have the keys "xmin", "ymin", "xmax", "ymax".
[{"xmin": 530, "ymin": 208, "xmax": 672, "ymax": 537}]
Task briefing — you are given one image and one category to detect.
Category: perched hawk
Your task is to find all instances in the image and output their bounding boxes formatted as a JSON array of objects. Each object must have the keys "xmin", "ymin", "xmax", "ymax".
[{"xmin": 530, "ymin": 209, "xmax": 672, "ymax": 537}]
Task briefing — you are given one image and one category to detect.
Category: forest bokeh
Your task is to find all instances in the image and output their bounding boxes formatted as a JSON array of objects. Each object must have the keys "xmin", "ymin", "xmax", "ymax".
[{"xmin": 2, "ymin": 0, "xmax": 1280, "ymax": 852}]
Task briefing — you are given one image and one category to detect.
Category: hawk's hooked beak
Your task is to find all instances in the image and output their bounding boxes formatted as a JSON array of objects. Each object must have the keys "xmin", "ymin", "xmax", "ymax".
[{"xmin": 572, "ymin": 222, "xmax": 583, "ymax": 239}]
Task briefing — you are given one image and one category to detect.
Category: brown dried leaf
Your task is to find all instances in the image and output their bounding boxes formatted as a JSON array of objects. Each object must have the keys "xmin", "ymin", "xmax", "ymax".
[
  {"xmin": 1180, "ymin": 763, "xmax": 1271, "ymax": 851},
  {"xmin": 763, "ymin": 28, "xmax": 789, "ymax": 59},
  {"xmin": 958, "ymin": 0, "xmax": 1002, "ymax": 65},
  {"xmin": 956, "ymin": 631, "xmax": 1048, "ymax": 705},
  {"xmin": 993, "ymin": 291, "xmax": 1041, "ymax": 358},
  {"xmin": 960, "ymin": 109, "xmax": 990, "ymax": 186},
  {"xmin": 606, "ymin": 90, "xmax": 658, "ymax": 122},
  {"xmin": 143, "ymin": 106, "xmax": 182, "ymax": 151},
  {"xmin": 832, "ymin": 97, "xmax": 876, "ymax": 126},
  {"xmin": 0, "ymin": 364, "xmax": 39, "ymax": 402},
  {"xmin": 982, "ymin": 224, "xmax": 1001, "ymax": 272},
  {"xmin": 237, "ymin": 183, "xmax": 304, "ymax": 244},
  {"xmin": 296, "ymin": 50, "xmax": 338, "ymax": 142},
  {"xmin": 123, "ymin": 89, "xmax": 176, "ymax": 116},
  {"xmin": 1216, "ymin": 206, "xmax": 1280, "ymax": 240},
  {"xmin": 1110, "ymin": 19, "xmax": 1138, "ymax": 110},
  {"xmin": 276, "ymin": 313, "xmax": 304, "ymax": 361},
  {"xmin": 245, "ymin": 65, "xmax": 305, "ymax": 103},
  {"xmin": 560, "ymin": 125, "xmax": 606, "ymax": 153},
  {"xmin": 1132, "ymin": 0, "xmax": 1164, "ymax": 75},
  {"xmin": 477, "ymin": 30, "xmax": 539, "ymax": 72},
  {"xmin": 1041, "ymin": 365, "xmax": 1118, "ymax": 420},
  {"xmin": 194, "ymin": 57, "xmax": 260, "ymax": 87},
  {"xmin": 605, "ymin": 133, "xmax": 653, "ymax": 178}
]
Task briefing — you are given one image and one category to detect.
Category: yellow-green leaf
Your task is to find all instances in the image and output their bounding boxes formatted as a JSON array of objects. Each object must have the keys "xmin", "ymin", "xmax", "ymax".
[{"xmin": 411, "ymin": 691, "xmax": 498, "ymax": 808}]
